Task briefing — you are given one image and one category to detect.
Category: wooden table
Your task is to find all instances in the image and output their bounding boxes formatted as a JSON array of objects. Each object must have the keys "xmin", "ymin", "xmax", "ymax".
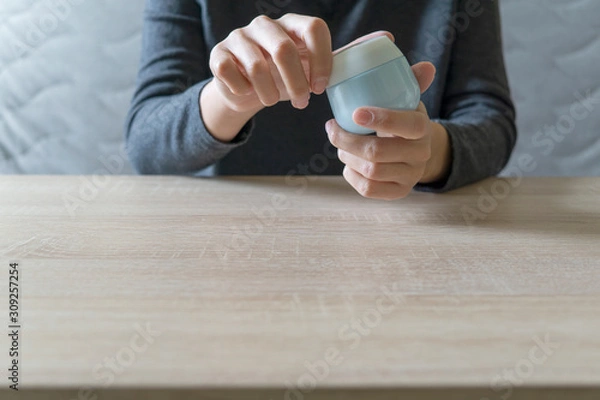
[{"xmin": 1, "ymin": 176, "xmax": 599, "ymax": 399}]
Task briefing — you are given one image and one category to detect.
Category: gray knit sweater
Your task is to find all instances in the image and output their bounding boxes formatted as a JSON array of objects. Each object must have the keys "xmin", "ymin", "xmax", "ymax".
[{"xmin": 125, "ymin": 0, "xmax": 516, "ymax": 192}]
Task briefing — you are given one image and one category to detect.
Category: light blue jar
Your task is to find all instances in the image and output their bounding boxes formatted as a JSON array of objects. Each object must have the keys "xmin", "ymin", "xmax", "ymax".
[{"xmin": 326, "ymin": 36, "xmax": 420, "ymax": 135}]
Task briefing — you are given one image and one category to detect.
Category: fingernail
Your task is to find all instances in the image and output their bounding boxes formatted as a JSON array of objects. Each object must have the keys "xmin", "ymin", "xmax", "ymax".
[
  {"xmin": 355, "ymin": 110, "xmax": 374, "ymax": 126},
  {"xmin": 313, "ymin": 78, "xmax": 329, "ymax": 94},
  {"xmin": 293, "ymin": 97, "xmax": 310, "ymax": 109}
]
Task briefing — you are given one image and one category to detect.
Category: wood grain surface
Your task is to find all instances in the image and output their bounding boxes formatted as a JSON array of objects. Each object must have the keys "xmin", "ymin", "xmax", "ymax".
[{"xmin": 0, "ymin": 176, "xmax": 599, "ymax": 398}]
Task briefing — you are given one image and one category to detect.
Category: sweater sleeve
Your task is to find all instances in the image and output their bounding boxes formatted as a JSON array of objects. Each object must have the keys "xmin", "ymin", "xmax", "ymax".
[
  {"xmin": 125, "ymin": 0, "xmax": 252, "ymax": 175},
  {"xmin": 416, "ymin": 0, "xmax": 517, "ymax": 192}
]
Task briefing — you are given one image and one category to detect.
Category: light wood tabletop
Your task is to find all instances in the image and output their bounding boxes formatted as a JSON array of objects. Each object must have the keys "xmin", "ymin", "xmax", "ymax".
[{"xmin": 1, "ymin": 176, "xmax": 599, "ymax": 399}]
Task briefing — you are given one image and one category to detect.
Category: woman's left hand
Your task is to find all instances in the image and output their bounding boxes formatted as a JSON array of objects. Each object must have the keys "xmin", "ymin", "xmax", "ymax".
[{"xmin": 326, "ymin": 62, "xmax": 451, "ymax": 200}]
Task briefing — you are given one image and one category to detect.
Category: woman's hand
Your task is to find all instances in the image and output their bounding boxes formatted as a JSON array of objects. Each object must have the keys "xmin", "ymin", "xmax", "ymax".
[
  {"xmin": 201, "ymin": 13, "xmax": 336, "ymax": 142},
  {"xmin": 209, "ymin": 14, "xmax": 334, "ymax": 113},
  {"xmin": 326, "ymin": 62, "xmax": 452, "ymax": 200}
]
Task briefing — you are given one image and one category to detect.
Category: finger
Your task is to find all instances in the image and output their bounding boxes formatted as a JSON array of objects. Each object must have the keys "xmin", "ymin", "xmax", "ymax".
[
  {"xmin": 325, "ymin": 120, "xmax": 431, "ymax": 164},
  {"xmin": 278, "ymin": 14, "xmax": 333, "ymax": 95},
  {"xmin": 212, "ymin": 78, "xmax": 261, "ymax": 112},
  {"xmin": 228, "ymin": 31, "xmax": 280, "ymax": 107},
  {"xmin": 327, "ymin": 119, "xmax": 429, "ymax": 163},
  {"xmin": 411, "ymin": 62, "xmax": 436, "ymax": 94},
  {"xmin": 247, "ymin": 16, "xmax": 311, "ymax": 108},
  {"xmin": 210, "ymin": 46, "xmax": 253, "ymax": 95},
  {"xmin": 333, "ymin": 31, "xmax": 395, "ymax": 55},
  {"xmin": 353, "ymin": 107, "xmax": 431, "ymax": 140},
  {"xmin": 338, "ymin": 150, "xmax": 421, "ymax": 184},
  {"xmin": 343, "ymin": 166, "xmax": 411, "ymax": 200}
]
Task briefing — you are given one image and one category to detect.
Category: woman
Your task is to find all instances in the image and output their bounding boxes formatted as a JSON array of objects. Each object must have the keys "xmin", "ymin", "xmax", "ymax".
[{"xmin": 126, "ymin": 0, "xmax": 516, "ymax": 200}]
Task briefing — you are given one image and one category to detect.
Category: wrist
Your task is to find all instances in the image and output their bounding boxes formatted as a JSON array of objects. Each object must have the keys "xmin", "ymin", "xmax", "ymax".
[
  {"xmin": 421, "ymin": 122, "xmax": 452, "ymax": 184},
  {"xmin": 200, "ymin": 80, "xmax": 262, "ymax": 143}
]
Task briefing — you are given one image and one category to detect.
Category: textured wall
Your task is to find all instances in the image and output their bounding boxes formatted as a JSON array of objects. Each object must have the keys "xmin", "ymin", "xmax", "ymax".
[
  {"xmin": 500, "ymin": 0, "xmax": 600, "ymax": 177},
  {"xmin": 0, "ymin": 0, "xmax": 143, "ymax": 174}
]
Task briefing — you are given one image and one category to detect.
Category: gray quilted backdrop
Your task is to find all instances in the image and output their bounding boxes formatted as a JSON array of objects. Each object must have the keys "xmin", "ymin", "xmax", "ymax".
[
  {"xmin": 0, "ymin": 0, "xmax": 143, "ymax": 174},
  {"xmin": 0, "ymin": 0, "xmax": 599, "ymax": 176},
  {"xmin": 500, "ymin": 0, "xmax": 600, "ymax": 177}
]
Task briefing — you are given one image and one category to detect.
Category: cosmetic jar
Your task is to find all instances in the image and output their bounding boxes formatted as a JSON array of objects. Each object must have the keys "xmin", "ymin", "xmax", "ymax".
[{"xmin": 326, "ymin": 36, "xmax": 420, "ymax": 135}]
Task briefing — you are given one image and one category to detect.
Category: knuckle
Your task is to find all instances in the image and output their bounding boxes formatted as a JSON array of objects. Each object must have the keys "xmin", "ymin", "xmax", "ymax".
[
  {"xmin": 328, "ymin": 126, "xmax": 341, "ymax": 146},
  {"xmin": 228, "ymin": 28, "xmax": 245, "ymax": 42},
  {"xmin": 210, "ymin": 43, "xmax": 222, "ymax": 58},
  {"xmin": 272, "ymin": 39, "xmax": 297, "ymax": 63},
  {"xmin": 277, "ymin": 13, "xmax": 293, "ymax": 22},
  {"xmin": 374, "ymin": 110, "xmax": 388, "ymax": 128},
  {"xmin": 364, "ymin": 141, "xmax": 382, "ymax": 162},
  {"xmin": 252, "ymin": 15, "xmax": 272, "ymax": 26},
  {"xmin": 361, "ymin": 162, "xmax": 379, "ymax": 180},
  {"xmin": 306, "ymin": 17, "xmax": 328, "ymax": 35},
  {"xmin": 211, "ymin": 58, "xmax": 232, "ymax": 79},
  {"xmin": 247, "ymin": 60, "xmax": 268, "ymax": 78},
  {"xmin": 209, "ymin": 44, "xmax": 224, "ymax": 61}
]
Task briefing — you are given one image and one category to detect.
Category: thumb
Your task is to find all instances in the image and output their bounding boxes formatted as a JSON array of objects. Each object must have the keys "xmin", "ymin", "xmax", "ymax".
[{"xmin": 411, "ymin": 62, "xmax": 436, "ymax": 94}]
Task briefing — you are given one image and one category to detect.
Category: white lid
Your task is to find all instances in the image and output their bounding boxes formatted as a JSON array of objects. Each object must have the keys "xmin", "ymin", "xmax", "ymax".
[{"xmin": 327, "ymin": 36, "xmax": 404, "ymax": 88}]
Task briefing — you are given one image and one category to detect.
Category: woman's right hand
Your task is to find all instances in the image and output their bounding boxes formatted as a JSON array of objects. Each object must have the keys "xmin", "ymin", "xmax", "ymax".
[{"xmin": 208, "ymin": 14, "xmax": 334, "ymax": 113}]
